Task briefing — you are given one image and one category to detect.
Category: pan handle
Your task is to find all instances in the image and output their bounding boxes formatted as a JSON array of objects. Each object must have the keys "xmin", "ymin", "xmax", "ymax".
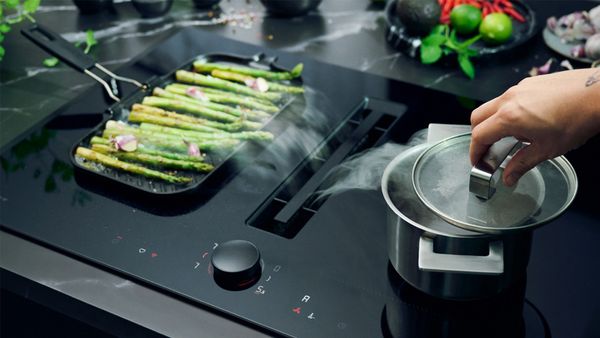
[
  {"xmin": 22, "ymin": 24, "xmax": 146, "ymax": 102},
  {"xmin": 21, "ymin": 24, "xmax": 95, "ymax": 72},
  {"xmin": 418, "ymin": 236, "xmax": 504, "ymax": 275}
]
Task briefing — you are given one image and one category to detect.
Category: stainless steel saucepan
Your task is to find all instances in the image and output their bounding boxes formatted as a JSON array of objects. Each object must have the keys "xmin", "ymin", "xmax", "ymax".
[{"xmin": 381, "ymin": 125, "xmax": 578, "ymax": 299}]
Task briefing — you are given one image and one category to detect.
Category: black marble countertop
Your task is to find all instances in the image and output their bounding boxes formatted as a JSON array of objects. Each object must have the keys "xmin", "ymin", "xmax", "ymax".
[{"xmin": 1, "ymin": 0, "xmax": 597, "ymax": 151}]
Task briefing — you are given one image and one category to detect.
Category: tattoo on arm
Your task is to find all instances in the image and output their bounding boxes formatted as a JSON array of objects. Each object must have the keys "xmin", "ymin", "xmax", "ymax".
[{"xmin": 585, "ymin": 70, "xmax": 600, "ymax": 87}]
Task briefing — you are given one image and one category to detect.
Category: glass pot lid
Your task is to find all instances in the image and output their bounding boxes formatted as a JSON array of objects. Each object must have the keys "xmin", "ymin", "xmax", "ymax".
[{"xmin": 411, "ymin": 134, "xmax": 578, "ymax": 234}]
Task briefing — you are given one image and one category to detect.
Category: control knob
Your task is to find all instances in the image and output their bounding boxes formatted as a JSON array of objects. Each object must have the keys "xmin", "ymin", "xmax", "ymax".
[{"xmin": 211, "ymin": 240, "xmax": 261, "ymax": 290}]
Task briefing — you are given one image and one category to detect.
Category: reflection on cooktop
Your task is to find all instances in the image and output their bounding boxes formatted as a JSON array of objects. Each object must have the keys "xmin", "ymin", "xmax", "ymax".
[{"xmin": 382, "ymin": 263, "xmax": 551, "ymax": 338}]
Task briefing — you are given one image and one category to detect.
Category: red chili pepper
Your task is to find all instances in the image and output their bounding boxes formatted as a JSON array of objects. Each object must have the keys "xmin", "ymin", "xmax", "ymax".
[
  {"xmin": 482, "ymin": 4, "xmax": 490, "ymax": 16},
  {"xmin": 443, "ymin": 0, "xmax": 454, "ymax": 14},
  {"xmin": 492, "ymin": 3, "xmax": 502, "ymax": 12},
  {"xmin": 504, "ymin": 7, "xmax": 525, "ymax": 22},
  {"xmin": 500, "ymin": 0, "xmax": 514, "ymax": 8}
]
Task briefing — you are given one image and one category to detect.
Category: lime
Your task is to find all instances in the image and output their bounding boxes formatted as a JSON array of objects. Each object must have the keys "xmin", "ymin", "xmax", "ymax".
[
  {"xmin": 450, "ymin": 4, "xmax": 482, "ymax": 35},
  {"xmin": 479, "ymin": 13, "xmax": 513, "ymax": 44}
]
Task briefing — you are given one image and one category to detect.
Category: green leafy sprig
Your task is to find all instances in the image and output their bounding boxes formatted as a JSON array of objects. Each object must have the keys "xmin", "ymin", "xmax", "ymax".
[
  {"xmin": 43, "ymin": 29, "xmax": 98, "ymax": 67},
  {"xmin": 0, "ymin": 0, "xmax": 41, "ymax": 61},
  {"xmin": 420, "ymin": 25, "xmax": 481, "ymax": 79}
]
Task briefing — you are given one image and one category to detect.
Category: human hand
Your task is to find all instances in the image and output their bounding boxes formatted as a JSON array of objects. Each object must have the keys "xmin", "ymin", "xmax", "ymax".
[{"xmin": 470, "ymin": 68, "xmax": 600, "ymax": 186}]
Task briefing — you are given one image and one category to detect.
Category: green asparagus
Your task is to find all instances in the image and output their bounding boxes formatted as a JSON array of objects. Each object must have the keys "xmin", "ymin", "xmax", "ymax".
[
  {"xmin": 91, "ymin": 144, "xmax": 214, "ymax": 173},
  {"xmin": 210, "ymin": 70, "xmax": 304, "ymax": 94},
  {"xmin": 165, "ymin": 84, "xmax": 279, "ymax": 113},
  {"xmin": 102, "ymin": 128, "xmax": 240, "ymax": 153},
  {"xmin": 152, "ymin": 87, "xmax": 268, "ymax": 121},
  {"xmin": 193, "ymin": 61, "xmax": 303, "ymax": 81},
  {"xmin": 90, "ymin": 136, "xmax": 205, "ymax": 162},
  {"xmin": 142, "ymin": 96, "xmax": 237, "ymax": 123},
  {"xmin": 139, "ymin": 123, "xmax": 274, "ymax": 142},
  {"xmin": 132, "ymin": 104, "xmax": 224, "ymax": 132},
  {"xmin": 176, "ymin": 70, "xmax": 282, "ymax": 102},
  {"xmin": 140, "ymin": 97, "xmax": 262, "ymax": 130},
  {"xmin": 76, "ymin": 147, "xmax": 192, "ymax": 184},
  {"xmin": 128, "ymin": 110, "xmax": 245, "ymax": 133}
]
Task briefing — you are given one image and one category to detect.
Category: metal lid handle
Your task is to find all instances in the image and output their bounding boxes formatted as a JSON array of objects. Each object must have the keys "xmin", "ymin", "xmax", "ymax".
[{"xmin": 469, "ymin": 136, "xmax": 521, "ymax": 200}]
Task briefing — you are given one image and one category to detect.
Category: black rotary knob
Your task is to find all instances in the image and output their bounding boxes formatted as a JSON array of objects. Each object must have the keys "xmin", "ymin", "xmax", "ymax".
[{"xmin": 211, "ymin": 240, "xmax": 261, "ymax": 290}]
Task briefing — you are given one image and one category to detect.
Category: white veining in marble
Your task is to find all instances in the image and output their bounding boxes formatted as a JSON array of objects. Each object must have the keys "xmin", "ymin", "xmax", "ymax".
[
  {"xmin": 424, "ymin": 72, "xmax": 458, "ymax": 88},
  {"xmin": 359, "ymin": 52, "xmax": 402, "ymax": 72},
  {"xmin": 283, "ymin": 11, "xmax": 383, "ymax": 52}
]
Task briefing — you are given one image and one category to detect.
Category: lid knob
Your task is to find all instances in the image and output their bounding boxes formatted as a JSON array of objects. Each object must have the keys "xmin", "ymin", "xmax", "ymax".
[{"xmin": 469, "ymin": 137, "xmax": 521, "ymax": 200}]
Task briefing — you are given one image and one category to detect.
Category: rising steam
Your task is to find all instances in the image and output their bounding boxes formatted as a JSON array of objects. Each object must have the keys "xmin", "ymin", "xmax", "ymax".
[{"xmin": 314, "ymin": 128, "xmax": 429, "ymax": 200}]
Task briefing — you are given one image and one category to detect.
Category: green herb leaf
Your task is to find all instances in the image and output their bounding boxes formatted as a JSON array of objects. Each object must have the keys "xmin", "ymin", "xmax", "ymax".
[
  {"xmin": 459, "ymin": 34, "xmax": 482, "ymax": 49},
  {"xmin": 422, "ymin": 34, "xmax": 446, "ymax": 47},
  {"xmin": 420, "ymin": 44, "xmax": 443, "ymax": 64},
  {"xmin": 431, "ymin": 25, "xmax": 447, "ymax": 36},
  {"xmin": 23, "ymin": 0, "xmax": 41, "ymax": 13},
  {"xmin": 6, "ymin": 0, "xmax": 20, "ymax": 9},
  {"xmin": 84, "ymin": 29, "xmax": 97, "ymax": 54},
  {"xmin": 0, "ymin": 24, "xmax": 11, "ymax": 34},
  {"xmin": 458, "ymin": 53, "xmax": 475, "ymax": 79},
  {"xmin": 464, "ymin": 47, "xmax": 479, "ymax": 57},
  {"xmin": 0, "ymin": 34, "xmax": 4, "ymax": 44},
  {"xmin": 43, "ymin": 57, "xmax": 59, "ymax": 67},
  {"xmin": 0, "ymin": 46, "xmax": 5, "ymax": 60}
]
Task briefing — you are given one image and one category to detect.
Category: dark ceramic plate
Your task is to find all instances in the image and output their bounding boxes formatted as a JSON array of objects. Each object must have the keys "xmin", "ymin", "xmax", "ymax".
[{"xmin": 385, "ymin": 0, "xmax": 538, "ymax": 58}]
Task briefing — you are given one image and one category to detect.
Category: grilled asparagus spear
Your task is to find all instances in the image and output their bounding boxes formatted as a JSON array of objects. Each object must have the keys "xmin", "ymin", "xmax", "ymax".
[
  {"xmin": 128, "ymin": 110, "xmax": 245, "ymax": 133},
  {"xmin": 76, "ymin": 147, "xmax": 192, "ymax": 184},
  {"xmin": 193, "ymin": 61, "xmax": 303, "ymax": 81},
  {"xmin": 139, "ymin": 123, "xmax": 274, "ymax": 141},
  {"xmin": 91, "ymin": 144, "xmax": 214, "ymax": 173},
  {"xmin": 90, "ymin": 136, "xmax": 206, "ymax": 162},
  {"xmin": 132, "ymin": 104, "xmax": 224, "ymax": 132},
  {"xmin": 165, "ymin": 84, "xmax": 279, "ymax": 113},
  {"xmin": 152, "ymin": 87, "xmax": 268, "ymax": 121},
  {"xmin": 175, "ymin": 70, "xmax": 282, "ymax": 102},
  {"xmin": 210, "ymin": 70, "xmax": 304, "ymax": 94},
  {"xmin": 142, "ymin": 96, "xmax": 236, "ymax": 123},
  {"xmin": 103, "ymin": 122, "xmax": 241, "ymax": 152}
]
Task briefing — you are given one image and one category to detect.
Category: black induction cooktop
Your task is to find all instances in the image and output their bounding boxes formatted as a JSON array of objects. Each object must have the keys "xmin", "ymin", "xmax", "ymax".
[{"xmin": 1, "ymin": 28, "xmax": 599, "ymax": 338}]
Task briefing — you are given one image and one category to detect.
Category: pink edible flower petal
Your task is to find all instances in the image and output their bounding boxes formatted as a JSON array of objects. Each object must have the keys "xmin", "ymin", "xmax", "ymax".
[
  {"xmin": 184, "ymin": 140, "xmax": 201, "ymax": 157},
  {"xmin": 185, "ymin": 87, "xmax": 209, "ymax": 102},
  {"xmin": 244, "ymin": 77, "xmax": 269, "ymax": 92},
  {"xmin": 114, "ymin": 135, "xmax": 138, "ymax": 152}
]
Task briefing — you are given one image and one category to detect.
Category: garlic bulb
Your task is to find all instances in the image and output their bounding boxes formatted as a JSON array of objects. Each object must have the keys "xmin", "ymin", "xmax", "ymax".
[{"xmin": 585, "ymin": 33, "xmax": 600, "ymax": 60}]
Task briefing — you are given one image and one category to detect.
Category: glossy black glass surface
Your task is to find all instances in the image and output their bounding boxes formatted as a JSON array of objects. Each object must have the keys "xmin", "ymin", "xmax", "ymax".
[{"xmin": 1, "ymin": 28, "xmax": 599, "ymax": 338}]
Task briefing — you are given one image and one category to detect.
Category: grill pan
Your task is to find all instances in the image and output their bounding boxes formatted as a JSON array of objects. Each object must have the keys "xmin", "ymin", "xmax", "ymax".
[{"xmin": 22, "ymin": 24, "xmax": 301, "ymax": 197}]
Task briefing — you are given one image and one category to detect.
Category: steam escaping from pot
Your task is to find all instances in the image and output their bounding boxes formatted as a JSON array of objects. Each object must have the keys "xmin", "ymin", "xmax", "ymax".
[{"xmin": 314, "ymin": 129, "xmax": 429, "ymax": 201}]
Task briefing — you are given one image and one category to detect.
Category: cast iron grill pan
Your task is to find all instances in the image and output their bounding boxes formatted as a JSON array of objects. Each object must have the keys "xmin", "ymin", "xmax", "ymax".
[{"xmin": 69, "ymin": 53, "xmax": 300, "ymax": 195}]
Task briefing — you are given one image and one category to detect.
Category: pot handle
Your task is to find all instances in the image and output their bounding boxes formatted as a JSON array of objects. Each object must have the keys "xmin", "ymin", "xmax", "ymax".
[{"xmin": 418, "ymin": 236, "xmax": 504, "ymax": 275}]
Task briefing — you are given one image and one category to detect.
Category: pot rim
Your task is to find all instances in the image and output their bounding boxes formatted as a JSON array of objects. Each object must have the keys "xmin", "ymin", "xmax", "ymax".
[
  {"xmin": 381, "ymin": 143, "xmax": 488, "ymax": 239},
  {"xmin": 411, "ymin": 133, "xmax": 579, "ymax": 235}
]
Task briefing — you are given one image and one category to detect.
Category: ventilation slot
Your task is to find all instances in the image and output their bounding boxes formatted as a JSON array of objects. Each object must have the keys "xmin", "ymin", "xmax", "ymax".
[{"xmin": 247, "ymin": 97, "xmax": 407, "ymax": 238}]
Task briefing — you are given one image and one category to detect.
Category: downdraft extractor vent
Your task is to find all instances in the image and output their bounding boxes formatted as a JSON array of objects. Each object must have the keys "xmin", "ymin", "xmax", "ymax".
[{"xmin": 247, "ymin": 97, "xmax": 407, "ymax": 238}]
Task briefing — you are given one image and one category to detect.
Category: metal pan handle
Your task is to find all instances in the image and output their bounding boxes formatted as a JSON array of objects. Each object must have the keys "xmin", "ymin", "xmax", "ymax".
[
  {"xmin": 418, "ymin": 236, "xmax": 504, "ymax": 275},
  {"xmin": 22, "ymin": 24, "xmax": 146, "ymax": 102},
  {"xmin": 21, "ymin": 24, "xmax": 95, "ymax": 72}
]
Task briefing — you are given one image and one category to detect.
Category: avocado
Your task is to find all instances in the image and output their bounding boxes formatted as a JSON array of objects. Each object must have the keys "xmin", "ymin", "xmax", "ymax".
[{"xmin": 395, "ymin": 0, "xmax": 441, "ymax": 36}]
